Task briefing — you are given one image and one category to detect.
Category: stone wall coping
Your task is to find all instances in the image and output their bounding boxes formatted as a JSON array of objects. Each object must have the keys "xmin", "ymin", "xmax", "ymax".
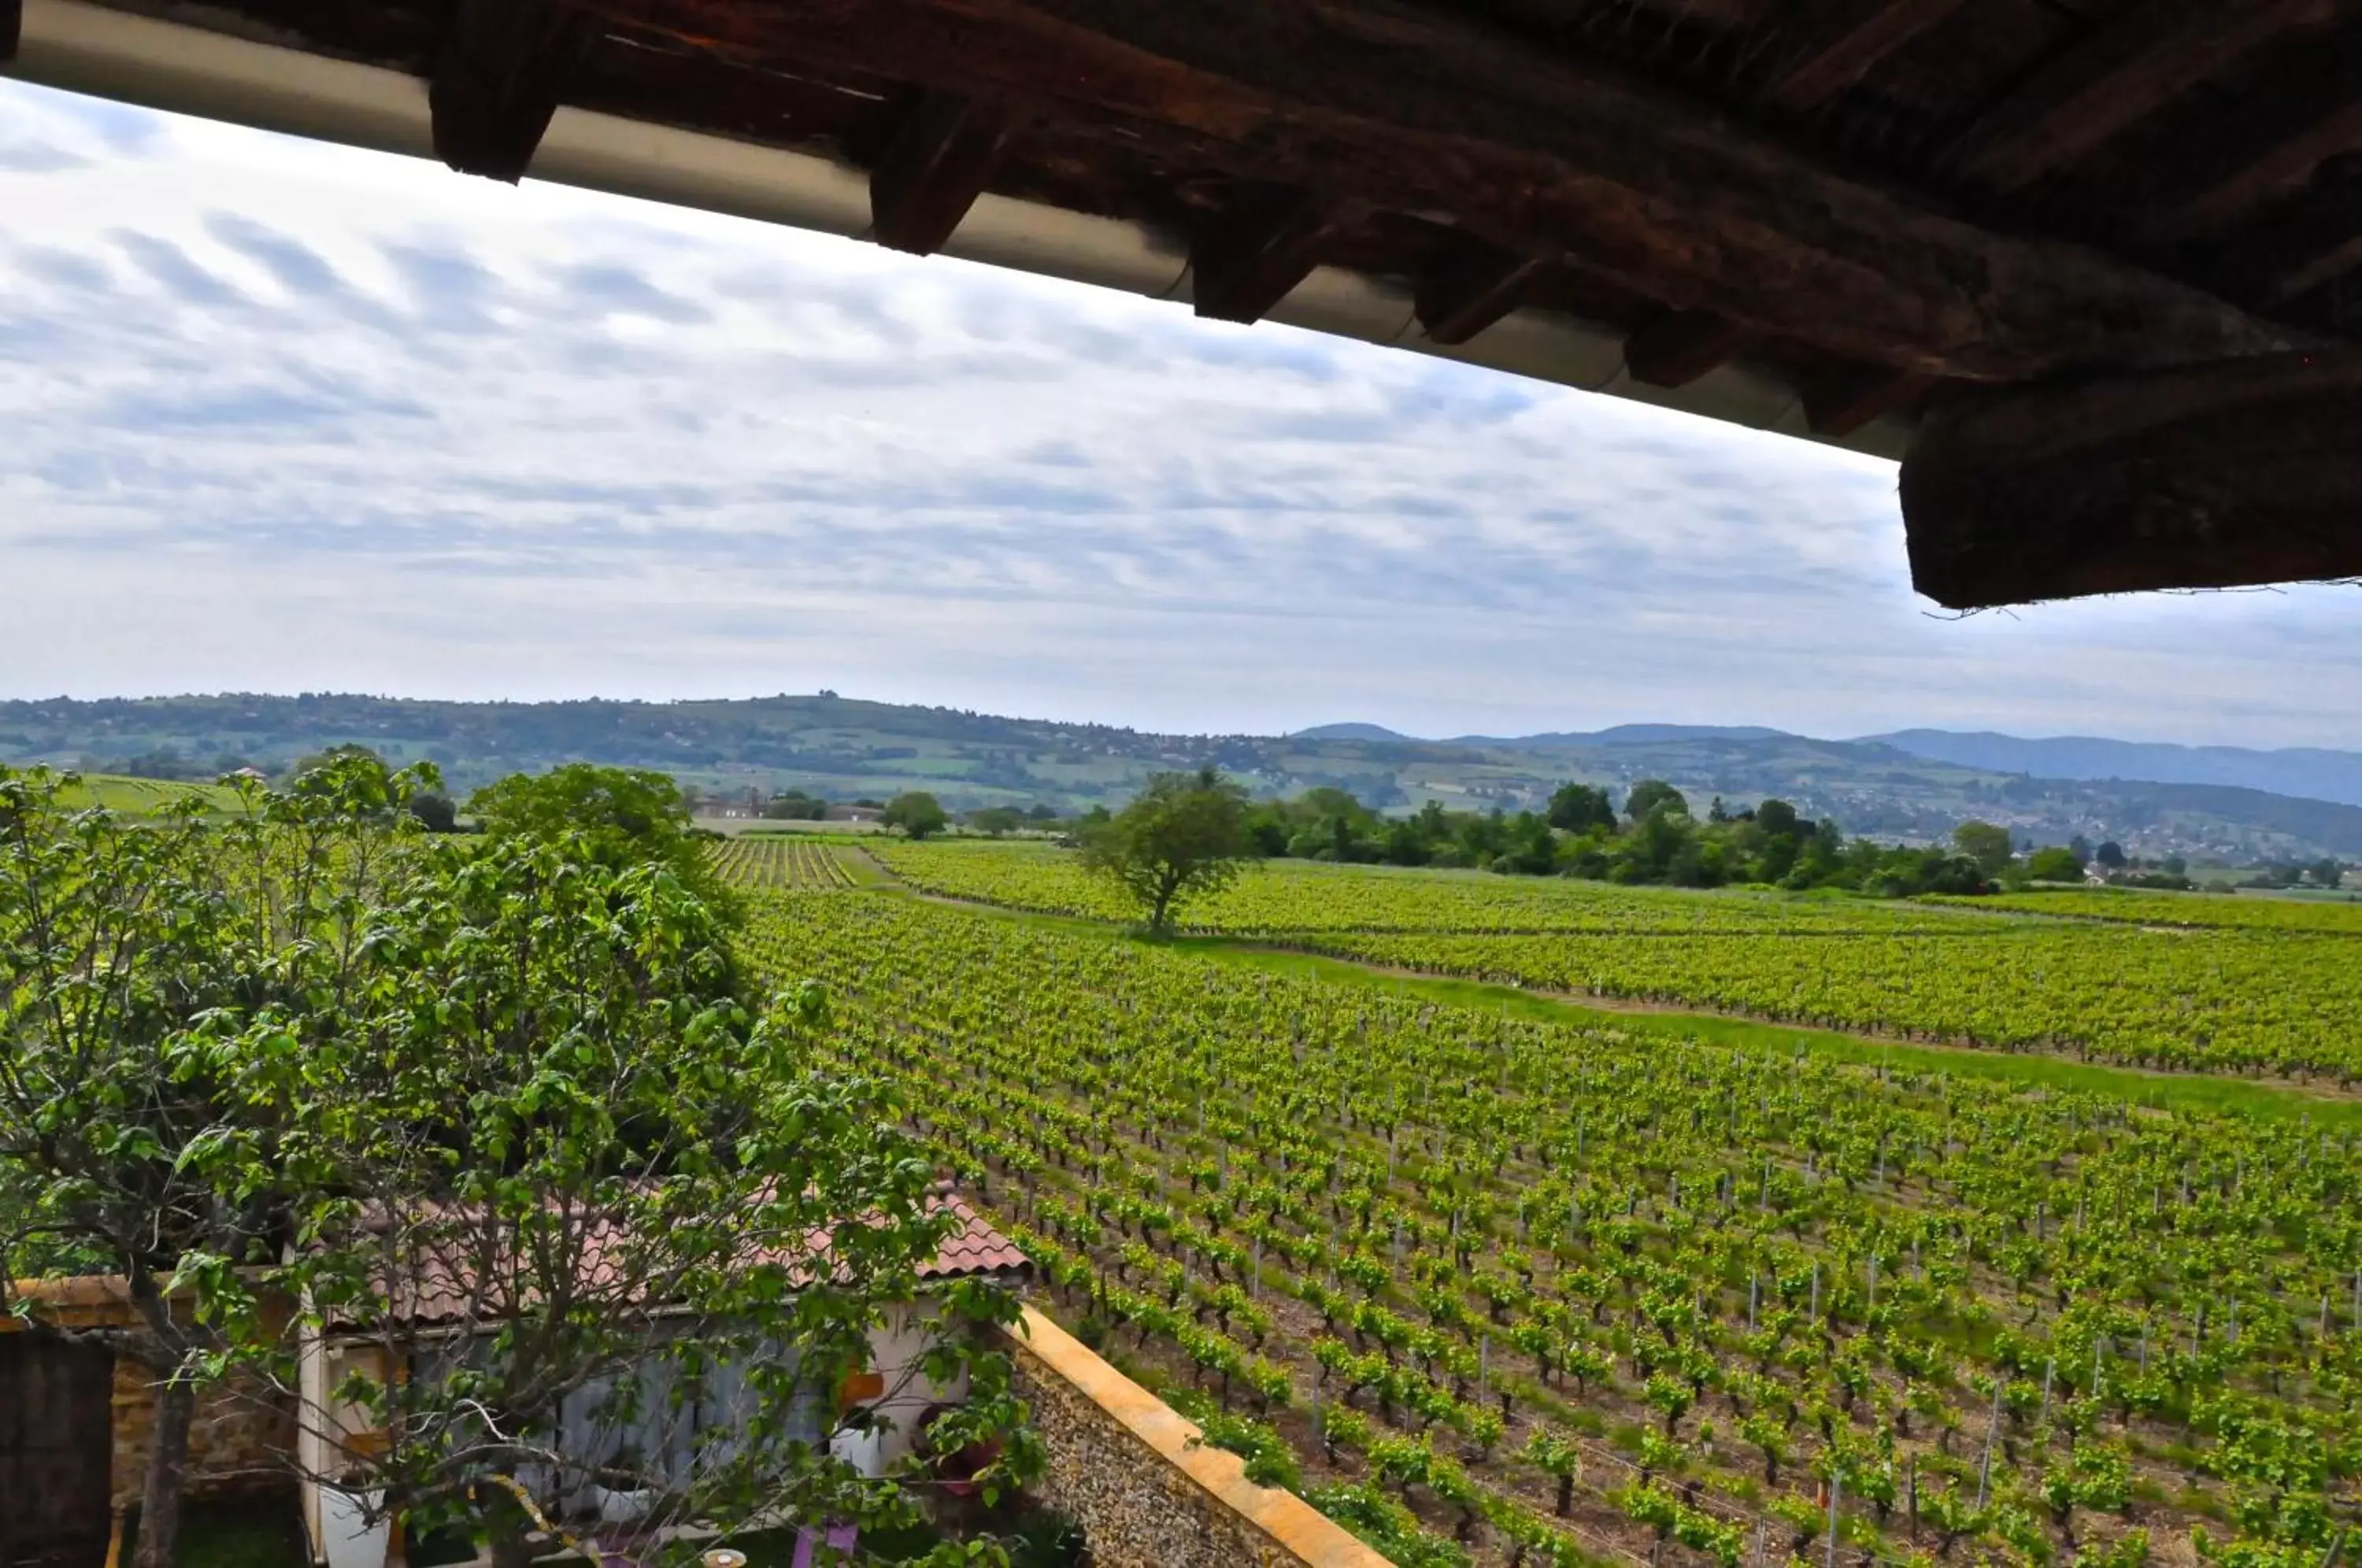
[{"xmin": 999, "ymin": 1305, "xmax": 1394, "ymax": 1568}]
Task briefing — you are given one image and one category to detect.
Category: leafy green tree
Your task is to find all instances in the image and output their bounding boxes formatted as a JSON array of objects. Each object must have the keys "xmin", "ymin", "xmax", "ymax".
[
  {"xmin": 1080, "ymin": 767, "xmax": 1250, "ymax": 933},
  {"xmin": 2, "ymin": 761, "xmax": 1037, "ymax": 1568},
  {"xmin": 278, "ymin": 834, "xmax": 1035, "ymax": 1568},
  {"xmin": 468, "ymin": 763, "xmax": 727, "ymax": 908},
  {"xmin": 883, "ymin": 790, "xmax": 950, "ymax": 839},
  {"xmin": 1546, "ymin": 782, "xmax": 1615, "ymax": 833},
  {"xmin": 2027, "ymin": 845, "xmax": 2085, "ymax": 881},
  {"xmin": 0, "ymin": 755, "xmax": 434, "ymax": 1568},
  {"xmin": 1953, "ymin": 820, "xmax": 2016, "ymax": 876},
  {"xmin": 966, "ymin": 805, "xmax": 1027, "ymax": 836},
  {"xmin": 2095, "ymin": 840, "xmax": 2127, "ymax": 869},
  {"xmin": 1623, "ymin": 779, "xmax": 1687, "ymax": 821}
]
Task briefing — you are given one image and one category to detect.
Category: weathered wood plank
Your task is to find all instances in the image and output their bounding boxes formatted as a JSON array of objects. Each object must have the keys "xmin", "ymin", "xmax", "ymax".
[
  {"xmin": 1947, "ymin": 0, "xmax": 2325, "ymax": 194},
  {"xmin": 1624, "ymin": 309, "xmax": 1760, "ymax": 387},
  {"xmin": 2142, "ymin": 24, "xmax": 2362, "ymax": 242},
  {"xmin": 1761, "ymin": 0, "xmax": 1975, "ymax": 115},
  {"xmin": 1190, "ymin": 186, "xmax": 1348, "ymax": 324},
  {"xmin": 1414, "ymin": 243, "xmax": 1553, "ymax": 346},
  {"xmin": 871, "ymin": 91, "xmax": 1017, "ymax": 255},
  {"xmin": 432, "ymin": 0, "xmax": 600, "ymax": 182},
  {"xmin": 2213, "ymin": 157, "xmax": 2362, "ymax": 303},
  {"xmin": 1900, "ymin": 346, "xmax": 2362, "ymax": 607},
  {"xmin": 1801, "ymin": 365, "xmax": 1934, "ymax": 438},
  {"xmin": 572, "ymin": 0, "xmax": 2297, "ymax": 381}
]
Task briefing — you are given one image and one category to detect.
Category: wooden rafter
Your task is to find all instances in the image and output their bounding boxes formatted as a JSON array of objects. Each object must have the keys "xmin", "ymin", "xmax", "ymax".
[
  {"xmin": 870, "ymin": 91, "xmax": 1017, "ymax": 256},
  {"xmin": 1414, "ymin": 244, "xmax": 1554, "ymax": 346},
  {"xmin": 2223, "ymin": 159, "xmax": 2362, "ymax": 304},
  {"xmin": 1901, "ymin": 347, "xmax": 2362, "ymax": 608},
  {"xmin": 432, "ymin": 0, "xmax": 601, "ymax": 183},
  {"xmin": 0, "ymin": 0, "xmax": 20, "ymax": 61},
  {"xmin": 1760, "ymin": 0, "xmax": 1973, "ymax": 115},
  {"xmin": 2144, "ymin": 24, "xmax": 2362, "ymax": 244},
  {"xmin": 1624, "ymin": 310, "xmax": 1759, "ymax": 388},
  {"xmin": 1801, "ymin": 366, "xmax": 1934, "ymax": 439},
  {"xmin": 1189, "ymin": 186, "xmax": 1348, "ymax": 324},
  {"xmin": 1947, "ymin": 0, "xmax": 2326, "ymax": 194},
  {"xmin": 565, "ymin": 0, "xmax": 2297, "ymax": 383}
]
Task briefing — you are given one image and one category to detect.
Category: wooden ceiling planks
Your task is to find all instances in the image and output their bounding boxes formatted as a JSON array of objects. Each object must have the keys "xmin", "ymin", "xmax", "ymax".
[
  {"xmin": 553, "ymin": 0, "xmax": 2295, "ymax": 383},
  {"xmin": 1943, "ymin": 0, "xmax": 2333, "ymax": 194},
  {"xmin": 1757, "ymin": 0, "xmax": 1976, "ymax": 116}
]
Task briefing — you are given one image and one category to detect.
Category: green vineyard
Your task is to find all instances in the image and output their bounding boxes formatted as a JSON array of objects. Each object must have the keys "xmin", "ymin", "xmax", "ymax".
[
  {"xmin": 707, "ymin": 834, "xmax": 861, "ymax": 890},
  {"xmin": 728, "ymin": 882, "xmax": 2362, "ymax": 1568},
  {"xmin": 865, "ymin": 841, "xmax": 2362, "ymax": 1084}
]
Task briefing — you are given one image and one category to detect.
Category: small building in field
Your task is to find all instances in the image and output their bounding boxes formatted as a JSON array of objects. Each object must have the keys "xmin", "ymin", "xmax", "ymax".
[{"xmin": 824, "ymin": 804, "xmax": 884, "ymax": 823}]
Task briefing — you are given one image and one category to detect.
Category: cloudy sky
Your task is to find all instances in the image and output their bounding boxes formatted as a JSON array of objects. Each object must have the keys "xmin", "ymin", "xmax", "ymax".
[{"xmin": 2, "ymin": 78, "xmax": 2356, "ymax": 748}]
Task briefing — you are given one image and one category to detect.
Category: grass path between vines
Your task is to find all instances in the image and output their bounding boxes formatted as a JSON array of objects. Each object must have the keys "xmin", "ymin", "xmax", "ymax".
[{"xmin": 831, "ymin": 846, "xmax": 2362, "ymax": 1126}]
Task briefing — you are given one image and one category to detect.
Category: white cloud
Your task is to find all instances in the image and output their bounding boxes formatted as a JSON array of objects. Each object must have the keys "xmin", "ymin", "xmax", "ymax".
[{"xmin": 2, "ymin": 78, "xmax": 2358, "ymax": 747}]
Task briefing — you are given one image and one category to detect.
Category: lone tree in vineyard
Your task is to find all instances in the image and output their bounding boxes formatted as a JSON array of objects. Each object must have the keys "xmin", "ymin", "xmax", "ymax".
[{"xmin": 1080, "ymin": 766, "xmax": 1249, "ymax": 934}]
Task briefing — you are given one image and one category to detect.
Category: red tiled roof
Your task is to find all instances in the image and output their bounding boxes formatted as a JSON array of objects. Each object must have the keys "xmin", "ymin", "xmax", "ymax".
[
  {"xmin": 921, "ymin": 1193, "xmax": 1031, "ymax": 1280},
  {"xmin": 328, "ymin": 1187, "xmax": 1028, "ymax": 1329}
]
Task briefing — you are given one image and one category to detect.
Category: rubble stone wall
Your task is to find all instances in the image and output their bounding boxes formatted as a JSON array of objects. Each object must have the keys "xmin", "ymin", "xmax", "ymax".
[{"xmin": 997, "ymin": 1306, "xmax": 1392, "ymax": 1568}]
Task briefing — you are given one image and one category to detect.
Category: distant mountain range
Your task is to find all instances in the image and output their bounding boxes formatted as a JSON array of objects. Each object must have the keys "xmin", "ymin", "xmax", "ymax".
[
  {"xmin": 1862, "ymin": 730, "xmax": 2362, "ymax": 808},
  {"xmin": 1299, "ymin": 723, "xmax": 2362, "ymax": 808},
  {"xmin": 5, "ymin": 693, "xmax": 2359, "ymax": 864}
]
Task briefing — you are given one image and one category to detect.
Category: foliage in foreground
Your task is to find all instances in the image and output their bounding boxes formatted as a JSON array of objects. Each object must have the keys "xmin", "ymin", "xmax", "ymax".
[{"xmin": 0, "ymin": 762, "xmax": 1034, "ymax": 1568}]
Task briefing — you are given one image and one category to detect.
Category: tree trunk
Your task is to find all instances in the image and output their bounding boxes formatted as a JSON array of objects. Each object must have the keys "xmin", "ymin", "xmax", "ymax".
[{"xmin": 132, "ymin": 1366, "xmax": 197, "ymax": 1568}]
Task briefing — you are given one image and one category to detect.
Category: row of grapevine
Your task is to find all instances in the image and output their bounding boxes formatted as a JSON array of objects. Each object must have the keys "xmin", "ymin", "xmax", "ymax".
[
  {"xmin": 863, "ymin": 841, "xmax": 2362, "ymax": 1082},
  {"xmin": 707, "ymin": 835, "xmax": 859, "ymax": 890},
  {"xmin": 1924, "ymin": 892, "xmax": 2362, "ymax": 937},
  {"xmin": 868, "ymin": 841, "xmax": 2018, "ymax": 937},
  {"xmin": 736, "ymin": 889, "xmax": 2362, "ymax": 1568}
]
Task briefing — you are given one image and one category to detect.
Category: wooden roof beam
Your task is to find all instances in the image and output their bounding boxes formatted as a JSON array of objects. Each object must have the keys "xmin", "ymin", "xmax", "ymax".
[
  {"xmin": 1801, "ymin": 366, "xmax": 1935, "ymax": 438},
  {"xmin": 579, "ymin": 0, "xmax": 2298, "ymax": 381},
  {"xmin": 1760, "ymin": 0, "xmax": 1974, "ymax": 115},
  {"xmin": 1901, "ymin": 347, "xmax": 2362, "ymax": 608},
  {"xmin": 1, "ymin": 0, "xmax": 20, "ymax": 61},
  {"xmin": 2223, "ymin": 157, "xmax": 2362, "ymax": 303},
  {"xmin": 2144, "ymin": 25, "xmax": 2362, "ymax": 243},
  {"xmin": 1414, "ymin": 243, "xmax": 1554, "ymax": 346},
  {"xmin": 1624, "ymin": 309, "xmax": 1760, "ymax": 388},
  {"xmin": 870, "ymin": 91, "xmax": 1018, "ymax": 257},
  {"xmin": 1189, "ymin": 187, "xmax": 1349, "ymax": 325},
  {"xmin": 1948, "ymin": 0, "xmax": 2326, "ymax": 194},
  {"xmin": 432, "ymin": 0, "xmax": 600, "ymax": 183}
]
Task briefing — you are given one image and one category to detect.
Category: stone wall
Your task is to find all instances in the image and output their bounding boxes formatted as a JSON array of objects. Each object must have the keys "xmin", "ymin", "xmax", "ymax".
[
  {"xmin": 997, "ymin": 1306, "xmax": 1393, "ymax": 1568},
  {"xmin": 107, "ymin": 1351, "xmax": 296, "ymax": 1511},
  {"xmin": 10, "ymin": 1274, "xmax": 296, "ymax": 1512}
]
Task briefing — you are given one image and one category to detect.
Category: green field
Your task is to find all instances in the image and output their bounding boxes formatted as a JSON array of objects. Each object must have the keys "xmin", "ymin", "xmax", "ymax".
[
  {"xmin": 51, "ymin": 772, "xmax": 246, "ymax": 815},
  {"xmin": 722, "ymin": 867, "xmax": 2362, "ymax": 1568}
]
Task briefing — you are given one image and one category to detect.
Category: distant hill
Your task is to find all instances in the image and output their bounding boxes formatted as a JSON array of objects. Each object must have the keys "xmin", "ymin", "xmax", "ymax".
[
  {"xmin": 1458, "ymin": 723, "xmax": 1793, "ymax": 749},
  {"xmin": 6, "ymin": 693, "xmax": 2359, "ymax": 864},
  {"xmin": 1293, "ymin": 723, "xmax": 1416, "ymax": 741},
  {"xmin": 1868, "ymin": 730, "xmax": 2362, "ymax": 809}
]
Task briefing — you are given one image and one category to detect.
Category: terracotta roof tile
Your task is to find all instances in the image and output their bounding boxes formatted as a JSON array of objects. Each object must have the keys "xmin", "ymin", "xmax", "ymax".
[{"xmin": 920, "ymin": 1193, "xmax": 1031, "ymax": 1279}]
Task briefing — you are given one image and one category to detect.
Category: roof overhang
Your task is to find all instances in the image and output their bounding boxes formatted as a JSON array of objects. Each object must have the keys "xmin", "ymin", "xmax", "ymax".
[{"xmin": 2, "ymin": 0, "xmax": 1909, "ymax": 461}]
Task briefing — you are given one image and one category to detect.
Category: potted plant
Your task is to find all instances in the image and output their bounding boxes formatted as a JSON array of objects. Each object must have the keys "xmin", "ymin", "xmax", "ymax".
[
  {"xmin": 320, "ymin": 1462, "xmax": 392, "ymax": 1568},
  {"xmin": 590, "ymin": 1443, "xmax": 657, "ymax": 1524}
]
